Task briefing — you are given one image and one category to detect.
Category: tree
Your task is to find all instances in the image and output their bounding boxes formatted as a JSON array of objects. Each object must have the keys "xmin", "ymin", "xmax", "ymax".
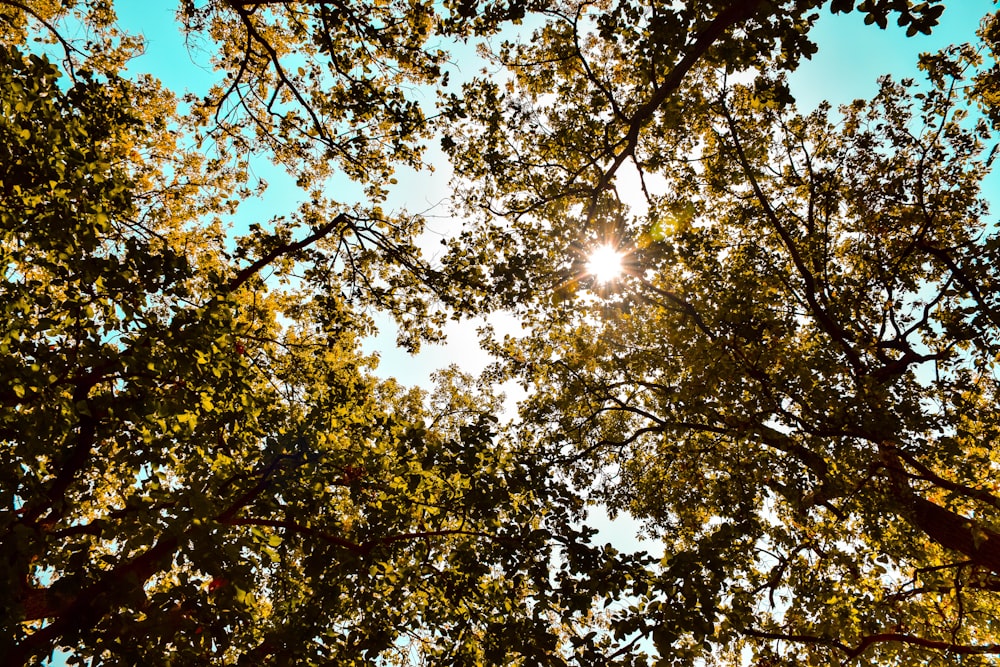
[
  {"xmin": 0, "ymin": 6, "xmax": 651, "ymax": 665},
  {"xmin": 443, "ymin": 2, "xmax": 1000, "ymax": 663},
  {"xmin": 3, "ymin": 0, "xmax": 993, "ymax": 664}
]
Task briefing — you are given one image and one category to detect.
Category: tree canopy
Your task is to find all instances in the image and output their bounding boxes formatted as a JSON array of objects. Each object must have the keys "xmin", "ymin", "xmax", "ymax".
[{"xmin": 2, "ymin": 0, "xmax": 1000, "ymax": 665}]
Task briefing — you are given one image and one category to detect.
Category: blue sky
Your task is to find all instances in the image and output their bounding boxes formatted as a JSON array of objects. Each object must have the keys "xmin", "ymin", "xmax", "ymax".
[{"xmin": 792, "ymin": 1, "xmax": 996, "ymax": 108}]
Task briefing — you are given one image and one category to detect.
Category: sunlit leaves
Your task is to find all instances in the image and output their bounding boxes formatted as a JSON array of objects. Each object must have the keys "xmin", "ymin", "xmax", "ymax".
[
  {"xmin": 0, "ymin": 34, "xmax": 589, "ymax": 665},
  {"xmin": 444, "ymin": 3, "xmax": 1000, "ymax": 664},
  {"xmin": 2, "ymin": 0, "xmax": 992, "ymax": 664}
]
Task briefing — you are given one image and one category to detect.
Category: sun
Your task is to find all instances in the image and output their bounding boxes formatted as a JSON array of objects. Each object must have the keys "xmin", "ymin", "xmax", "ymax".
[{"xmin": 585, "ymin": 245, "xmax": 624, "ymax": 284}]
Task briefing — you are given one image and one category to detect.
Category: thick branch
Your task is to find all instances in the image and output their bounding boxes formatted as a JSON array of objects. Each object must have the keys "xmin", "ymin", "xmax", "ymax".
[
  {"xmin": 844, "ymin": 632, "xmax": 1000, "ymax": 661},
  {"xmin": 586, "ymin": 0, "xmax": 766, "ymax": 221},
  {"xmin": 7, "ymin": 534, "xmax": 180, "ymax": 664},
  {"xmin": 226, "ymin": 212, "xmax": 348, "ymax": 294},
  {"xmin": 881, "ymin": 446, "xmax": 1000, "ymax": 574},
  {"xmin": 740, "ymin": 626, "xmax": 1000, "ymax": 661},
  {"xmin": 894, "ymin": 448, "xmax": 1000, "ymax": 513}
]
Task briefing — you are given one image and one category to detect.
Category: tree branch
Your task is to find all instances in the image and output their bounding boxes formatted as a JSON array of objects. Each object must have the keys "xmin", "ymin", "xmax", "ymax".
[
  {"xmin": 586, "ymin": 0, "xmax": 766, "ymax": 221},
  {"xmin": 223, "ymin": 516, "xmax": 498, "ymax": 554},
  {"xmin": 880, "ymin": 444, "xmax": 1000, "ymax": 574},
  {"xmin": 225, "ymin": 212, "xmax": 348, "ymax": 294},
  {"xmin": 719, "ymin": 96, "xmax": 865, "ymax": 377},
  {"xmin": 844, "ymin": 632, "xmax": 1000, "ymax": 662}
]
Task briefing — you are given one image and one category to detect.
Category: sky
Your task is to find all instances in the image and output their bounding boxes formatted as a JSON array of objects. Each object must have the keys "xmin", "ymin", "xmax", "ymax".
[
  {"xmin": 37, "ymin": 1, "xmax": 1000, "ymax": 662},
  {"xmin": 792, "ymin": 0, "xmax": 996, "ymax": 108},
  {"xmin": 106, "ymin": 0, "xmax": 999, "ymax": 392},
  {"xmin": 374, "ymin": 0, "xmax": 1000, "ymax": 392},
  {"xmin": 107, "ymin": 0, "xmax": 1000, "ymax": 567}
]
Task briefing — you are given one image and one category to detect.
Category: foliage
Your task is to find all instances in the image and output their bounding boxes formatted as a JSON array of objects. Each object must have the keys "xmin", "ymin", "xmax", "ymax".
[
  {"xmin": 444, "ymin": 2, "xmax": 1000, "ymax": 664},
  {"xmin": 3, "ymin": 0, "xmax": 998, "ymax": 665},
  {"xmin": 0, "ymin": 10, "xmax": 631, "ymax": 665}
]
